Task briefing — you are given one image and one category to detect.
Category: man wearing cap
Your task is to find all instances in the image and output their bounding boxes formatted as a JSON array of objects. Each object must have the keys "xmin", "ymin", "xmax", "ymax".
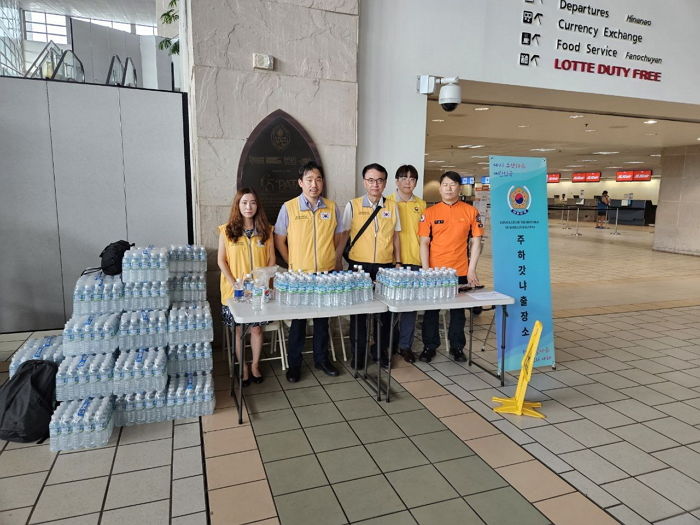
[
  {"xmin": 418, "ymin": 171, "xmax": 483, "ymax": 362},
  {"xmin": 386, "ymin": 164, "xmax": 426, "ymax": 363},
  {"xmin": 275, "ymin": 161, "xmax": 344, "ymax": 382},
  {"xmin": 342, "ymin": 163, "xmax": 401, "ymax": 369}
]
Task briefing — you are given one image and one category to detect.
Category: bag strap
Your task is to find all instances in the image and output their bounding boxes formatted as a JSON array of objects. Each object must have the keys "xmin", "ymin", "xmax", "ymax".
[{"xmin": 348, "ymin": 203, "xmax": 383, "ymax": 250}]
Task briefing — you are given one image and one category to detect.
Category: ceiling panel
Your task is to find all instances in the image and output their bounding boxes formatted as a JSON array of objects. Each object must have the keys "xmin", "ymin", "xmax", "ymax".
[{"xmin": 20, "ymin": 0, "xmax": 156, "ymax": 25}]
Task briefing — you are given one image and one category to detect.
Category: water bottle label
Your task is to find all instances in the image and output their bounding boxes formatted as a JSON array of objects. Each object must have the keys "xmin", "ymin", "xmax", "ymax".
[
  {"xmin": 77, "ymin": 398, "xmax": 91, "ymax": 417},
  {"xmin": 135, "ymin": 349, "xmax": 144, "ymax": 363}
]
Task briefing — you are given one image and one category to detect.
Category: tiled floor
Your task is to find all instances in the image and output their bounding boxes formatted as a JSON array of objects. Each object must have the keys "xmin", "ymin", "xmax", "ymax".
[{"xmin": 2, "ymin": 222, "xmax": 700, "ymax": 524}]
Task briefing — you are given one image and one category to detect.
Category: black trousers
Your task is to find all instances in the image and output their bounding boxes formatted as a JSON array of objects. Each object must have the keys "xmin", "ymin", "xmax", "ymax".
[
  {"xmin": 422, "ymin": 276, "xmax": 468, "ymax": 352},
  {"xmin": 287, "ymin": 318, "xmax": 330, "ymax": 369},
  {"xmin": 348, "ymin": 259, "xmax": 393, "ymax": 359}
]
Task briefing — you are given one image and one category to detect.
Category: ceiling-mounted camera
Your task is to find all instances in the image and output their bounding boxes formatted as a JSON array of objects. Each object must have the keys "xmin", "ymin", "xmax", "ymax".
[{"xmin": 417, "ymin": 75, "xmax": 461, "ymax": 112}]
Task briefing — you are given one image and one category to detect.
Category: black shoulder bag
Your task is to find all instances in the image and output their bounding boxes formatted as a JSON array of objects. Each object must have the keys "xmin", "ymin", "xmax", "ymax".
[{"xmin": 342, "ymin": 204, "xmax": 382, "ymax": 263}]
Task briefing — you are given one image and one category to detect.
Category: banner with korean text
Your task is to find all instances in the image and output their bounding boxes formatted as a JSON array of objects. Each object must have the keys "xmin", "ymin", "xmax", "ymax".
[{"xmin": 489, "ymin": 156, "xmax": 554, "ymax": 372}]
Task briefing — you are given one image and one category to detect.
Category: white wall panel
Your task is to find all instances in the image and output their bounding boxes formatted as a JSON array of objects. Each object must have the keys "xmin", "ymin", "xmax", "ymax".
[
  {"xmin": 0, "ymin": 78, "xmax": 66, "ymax": 331},
  {"xmin": 48, "ymin": 82, "xmax": 128, "ymax": 313},
  {"xmin": 119, "ymin": 88, "xmax": 189, "ymax": 246}
]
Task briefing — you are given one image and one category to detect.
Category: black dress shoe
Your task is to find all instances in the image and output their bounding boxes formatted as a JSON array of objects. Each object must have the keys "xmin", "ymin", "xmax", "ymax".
[
  {"xmin": 251, "ymin": 373, "xmax": 264, "ymax": 384},
  {"xmin": 399, "ymin": 348, "xmax": 416, "ymax": 363},
  {"xmin": 315, "ymin": 361, "xmax": 339, "ymax": 377},
  {"xmin": 242, "ymin": 377, "xmax": 252, "ymax": 388},
  {"xmin": 286, "ymin": 366, "xmax": 301, "ymax": 383},
  {"xmin": 418, "ymin": 349, "xmax": 435, "ymax": 363},
  {"xmin": 451, "ymin": 349, "xmax": 467, "ymax": 362}
]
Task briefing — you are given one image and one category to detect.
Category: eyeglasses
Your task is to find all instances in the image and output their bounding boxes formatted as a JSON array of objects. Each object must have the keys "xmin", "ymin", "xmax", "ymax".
[{"xmin": 364, "ymin": 178, "xmax": 386, "ymax": 185}]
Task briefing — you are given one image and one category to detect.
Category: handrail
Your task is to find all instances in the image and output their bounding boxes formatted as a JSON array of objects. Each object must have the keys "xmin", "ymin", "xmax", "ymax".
[
  {"xmin": 106, "ymin": 55, "xmax": 124, "ymax": 85},
  {"xmin": 121, "ymin": 57, "xmax": 138, "ymax": 87},
  {"xmin": 51, "ymin": 50, "xmax": 85, "ymax": 83}
]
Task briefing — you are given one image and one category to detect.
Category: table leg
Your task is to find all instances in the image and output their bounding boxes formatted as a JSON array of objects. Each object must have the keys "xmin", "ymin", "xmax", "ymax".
[
  {"xmin": 353, "ymin": 315, "xmax": 359, "ymax": 379},
  {"xmin": 386, "ymin": 312, "xmax": 395, "ymax": 403},
  {"xmin": 363, "ymin": 314, "xmax": 371, "ymax": 380},
  {"xmin": 468, "ymin": 308, "xmax": 474, "ymax": 366},
  {"xmin": 500, "ymin": 305, "xmax": 507, "ymax": 387},
  {"xmin": 376, "ymin": 313, "xmax": 382, "ymax": 402}
]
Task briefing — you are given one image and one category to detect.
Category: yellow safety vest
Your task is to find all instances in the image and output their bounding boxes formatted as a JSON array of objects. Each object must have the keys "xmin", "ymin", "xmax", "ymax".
[
  {"xmin": 386, "ymin": 193, "xmax": 426, "ymax": 266},
  {"xmin": 348, "ymin": 196, "xmax": 397, "ymax": 264},
  {"xmin": 218, "ymin": 224, "xmax": 271, "ymax": 304},
  {"xmin": 284, "ymin": 197, "xmax": 337, "ymax": 273}
]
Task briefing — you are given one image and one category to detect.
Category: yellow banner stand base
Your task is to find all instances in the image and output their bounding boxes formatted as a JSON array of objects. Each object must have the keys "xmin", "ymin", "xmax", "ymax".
[{"xmin": 492, "ymin": 320, "xmax": 545, "ymax": 419}]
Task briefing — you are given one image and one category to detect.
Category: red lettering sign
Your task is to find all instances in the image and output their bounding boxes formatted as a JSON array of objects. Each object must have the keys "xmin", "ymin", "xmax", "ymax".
[
  {"xmin": 547, "ymin": 173, "xmax": 561, "ymax": 183},
  {"xmin": 616, "ymin": 171, "xmax": 634, "ymax": 181},
  {"xmin": 616, "ymin": 170, "xmax": 652, "ymax": 181},
  {"xmin": 633, "ymin": 170, "xmax": 652, "ymax": 181},
  {"xmin": 572, "ymin": 172, "xmax": 601, "ymax": 182}
]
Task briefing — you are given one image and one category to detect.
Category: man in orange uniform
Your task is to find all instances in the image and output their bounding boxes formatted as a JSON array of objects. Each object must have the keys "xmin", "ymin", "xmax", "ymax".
[{"xmin": 418, "ymin": 171, "xmax": 483, "ymax": 362}]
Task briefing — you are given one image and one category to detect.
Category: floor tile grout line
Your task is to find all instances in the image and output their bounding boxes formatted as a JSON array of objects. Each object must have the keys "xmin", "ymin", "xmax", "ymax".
[
  {"xmin": 24, "ymin": 446, "xmax": 60, "ymax": 524},
  {"xmin": 96, "ymin": 426, "xmax": 122, "ymax": 524}
]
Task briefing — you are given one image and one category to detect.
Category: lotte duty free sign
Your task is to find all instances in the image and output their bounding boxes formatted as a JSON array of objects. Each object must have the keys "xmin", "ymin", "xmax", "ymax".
[{"xmin": 489, "ymin": 156, "xmax": 555, "ymax": 373}]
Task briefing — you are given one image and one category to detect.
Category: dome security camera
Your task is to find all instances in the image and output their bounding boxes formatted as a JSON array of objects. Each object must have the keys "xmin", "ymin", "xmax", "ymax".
[{"xmin": 438, "ymin": 77, "xmax": 461, "ymax": 112}]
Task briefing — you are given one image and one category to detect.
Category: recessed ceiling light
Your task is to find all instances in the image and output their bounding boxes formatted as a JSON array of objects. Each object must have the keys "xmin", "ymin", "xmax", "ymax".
[
  {"xmin": 624, "ymin": 161, "xmax": 644, "ymax": 164},
  {"xmin": 560, "ymin": 169, "xmax": 573, "ymax": 172},
  {"xmin": 644, "ymin": 132, "xmax": 658, "ymax": 136},
  {"xmin": 442, "ymin": 165, "xmax": 456, "ymax": 168},
  {"xmin": 472, "ymin": 155, "xmax": 489, "ymax": 158},
  {"xmin": 469, "ymin": 145, "xmax": 485, "ymax": 149},
  {"xmin": 432, "ymin": 119, "xmax": 445, "ymax": 122},
  {"xmin": 643, "ymin": 120, "xmax": 658, "ymax": 124},
  {"xmin": 605, "ymin": 166, "xmax": 622, "ymax": 168},
  {"xmin": 517, "ymin": 124, "xmax": 529, "ymax": 128},
  {"xmin": 569, "ymin": 115, "xmax": 584, "ymax": 119},
  {"xmin": 427, "ymin": 160, "xmax": 445, "ymax": 163},
  {"xmin": 474, "ymin": 107, "xmax": 490, "ymax": 111},
  {"xmin": 457, "ymin": 145, "xmax": 473, "ymax": 148},
  {"xmin": 696, "ymin": 137, "xmax": 700, "ymax": 141},
  {"xmin": 584, "ymin": 129, "xmax": 597, "ymax": 133},
  {"xmin": 424, "ymin": 153, "xmax": 429, "ymax": 156},
  {"xmin": 592, "ymin": 151, "xmax": 619, "ymax": 155},
  {"xmin": 566, "ymin": 165, "xmax": 583, "ymax": 167},
  {"xmin": 650, "ymin": 154, "xmax": 661, "ymax": 157},
  {"xmin": 477, "ymin": 162, "xmax": 489, "ymax": 165},
  {"xmin": 530, "ymin": 148, "xmax": 556, "ymax": 152},
  {"xmin": 579, "ymin": 160, "xmax": 597, "ymax": 162}
]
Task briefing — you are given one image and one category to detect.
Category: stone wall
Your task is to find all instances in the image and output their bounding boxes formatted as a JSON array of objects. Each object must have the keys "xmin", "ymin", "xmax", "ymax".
[
  {"xmin": 653, "ymin": 146, "xmax": 700, "ymax": 256},
  {"xmin": 186, "ymin": 0, "xmax": 359, "ymax": 311}
]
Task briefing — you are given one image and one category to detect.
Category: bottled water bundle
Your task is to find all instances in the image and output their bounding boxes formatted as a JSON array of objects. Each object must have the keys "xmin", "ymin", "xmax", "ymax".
[
  {"xmin": 273, "ymin": 270, "xmax": 373, "ymax": 308},
  {"xmin": 113, "ymin": 372, "xmax": 215, "ymax": 426},
  {"xmin": 169, "ymin": 245, "xmax": 207, "ymax": 274},
  {"xmin": 123, "ymin": 281, "xmax": 170, "ymax": 311},
  {"xmin": 63, "ymin": 313, "xmax": 121, "ymax": 356},
  {"xmin": 9, "ymin": 335, "xmax": 64, "ymax": 377},
  {"xmin": 55, "ymin": 353, "xmax": 116, "ymax": 401},
  {"xmin": 122, "ymin": 246, "xmax": 170, "ymax": 282},
  {"xmin": 49, "ymin": 397, "xmax": 114, "ymax": 452},
  {"xmin": 118, "ymin": 310, "xmax": 168, "ymax": 350},
  {"xmin": 168, "ymin": 274, "xmax": 207, "ymax": 303},
  {"xmin": 72, "ymin": 272, "xmax": 124, "ymax": 315},
  {"xmin": 375, "ymin": 267, "xmax": 459, "ymax": 302},
  {"xmin": 167, "ymin": 343, "xmax": 214, "ymax": 375},
  {"xmin": 113, "ymin": 347, "xmax": 167, "ymax": 395},
  {"xmin": 171, "ymin": 301, "xmax": 209, "ymax": 310},
  {"xmin": 167, "ymin": 304, "xmax": 213, "ymax": 344}
]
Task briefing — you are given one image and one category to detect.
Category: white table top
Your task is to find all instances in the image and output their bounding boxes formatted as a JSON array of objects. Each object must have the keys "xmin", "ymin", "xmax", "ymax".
[
  {"xmin": 379, "ymin": 290, "xmax": 514, "ymax": 313},
  {"xmin": 227, "ymin": 299, "xmax": 388, "ymax": 324}
]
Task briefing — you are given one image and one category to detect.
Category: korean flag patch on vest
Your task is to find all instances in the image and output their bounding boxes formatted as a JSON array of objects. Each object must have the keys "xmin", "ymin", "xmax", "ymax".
[
  {"xmin": 320, "ymin": 211, "xmax": 330, "ymax": 220},
  {"xmin": 381, "ymin": 210, "xmax": 392, "ymax": 219}
]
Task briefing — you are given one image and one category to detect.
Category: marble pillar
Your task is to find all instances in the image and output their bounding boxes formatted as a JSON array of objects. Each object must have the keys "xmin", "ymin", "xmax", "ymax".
[
  {"xmin": 186, "ymin": 0, "xmax": 358, "ymax": 313},
  {"xmin": 653, "ymin": 145, "xmax": 700, "ymax": 255}
]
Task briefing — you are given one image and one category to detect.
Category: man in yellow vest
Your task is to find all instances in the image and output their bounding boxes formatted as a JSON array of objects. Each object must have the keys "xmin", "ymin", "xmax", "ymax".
[
  {"xmin": 386, "ymin": 164, "xmax": 426, "ymax": 363},
  {"xmin": 342, "ymin": 163, "xmax": 401, "ymax": 369},
  {"xmin": 275, "ymin": 161, "xmax": 344, "ymax": 382}
]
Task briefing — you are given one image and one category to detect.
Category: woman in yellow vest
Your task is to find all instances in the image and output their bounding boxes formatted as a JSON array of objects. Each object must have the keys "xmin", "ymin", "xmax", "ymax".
[{"xmin": 217, "ymin": 188, "xmax": 275, "ymax": 385}]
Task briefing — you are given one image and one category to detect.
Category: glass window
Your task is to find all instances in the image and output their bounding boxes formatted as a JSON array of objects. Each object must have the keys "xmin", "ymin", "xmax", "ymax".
[
  {"xmin": 45, "ymin": 13, "xmax": 65, "ymax": 25},
  {"xmin": 135, "ymin": 25, "xmax": 156, "ymax": 36},
  {"xmin": 92, "ymin": 19, "xmax": 111, "ymax": 27},
  {"xmin": 47, "ymin": 25, "xmax": 67, "ymax": 35},
  {"xmin": 25, "ymin": 11, "xmax": 45, "ymax": 23},
  {"xmin": 27, "ymin": 22, "xmax": 46, "ymax": 32},
  {"xmin": 27, "ymin": 32, "xmax": 48, "ymax": 42},
  {"xmin": 112, "ymin": 22, "xmax": 131, "ymax": 32},
  {"xmin": 51, "ymin": 35, "xmax": 67, "ymax": 44}
]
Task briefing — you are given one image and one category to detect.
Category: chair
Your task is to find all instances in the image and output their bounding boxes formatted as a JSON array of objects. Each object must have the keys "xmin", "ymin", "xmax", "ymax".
[
  {"xmin": 223, "ymin": 321, "xmax": 287, "ymax": 378},
  {"xmin": 281, "ymin": 317, "xmax": 347, "ymax": 362}
]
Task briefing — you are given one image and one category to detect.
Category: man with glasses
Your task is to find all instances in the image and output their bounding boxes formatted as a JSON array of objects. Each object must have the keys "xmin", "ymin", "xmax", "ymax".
[
  {"xmin": 386, "ymin": 165, "xmax": 426, "ymax": 363},
  {"xmin": 275, "ymin": 161, "xmax": 344, "ymax": 382},
  {"xmin": 341, "ymin": 163, "xmax": 401, "ymax": 369},
  {"xmin": 418, "ymin": 171, "xmax": 483, "ymax": 363}
]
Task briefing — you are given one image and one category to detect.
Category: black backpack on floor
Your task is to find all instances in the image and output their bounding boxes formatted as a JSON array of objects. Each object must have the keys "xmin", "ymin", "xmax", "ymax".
[{"xmin": 0, "ymin": 360, "xmax": 58, "ymax": 443}]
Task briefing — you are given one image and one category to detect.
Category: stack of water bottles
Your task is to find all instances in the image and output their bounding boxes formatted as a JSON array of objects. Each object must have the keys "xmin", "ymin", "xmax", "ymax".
[
  {"xmin": 72, "ymin": 272, "xmax": 125, "ymax": 315},
  {"xmin": 168, "ymin": 274, "xmax": 207, "ymax": 303},
  {"xmin": 121, "ymin": 246, "xmax": 170, "ymax": 282},
  {"xmin": 123, "ymin": 281, "xmax": 169, "ymax": 311},
  {"xmin": 168, "ymin": 245, "xmax": 207, "ymax": 274},
  {"xmin": 118, "ymin": 310, "xmax": 169, "ymax": 350},
  {"xmin": 63, "ymin": 313, "xmax": 121, "ymax": 356},
  {"xmin": 167, "ymin": 343, "xmax": 213, "ymax": 375},
  {"xmin": 375, "ymin": 267, "xmax": 459, "ymax": 302},
  {"xmin": 9, "ymin": 335, "xmax": 64, "ymax": 377},
  {"xmin": 49, "ymin": 397, "xmax": 114, "ymax": 451},
  {"xmin": 167, "ymin": 304, "xmax": 213, "ymax": 345},
  {"xmin": 273, "ymin": 270, "xmax": 373, "ymax": 308},
  {"xmin": 112, "ymin": 347, "xmax": 168, "ymax": 395},
  {"xmin": 113, "ymin": 371, "xmax": 214, "ymax": 426},
  {"xmin": 55, "ymin": 353, "xmax": 115, "ymax": 401}
]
